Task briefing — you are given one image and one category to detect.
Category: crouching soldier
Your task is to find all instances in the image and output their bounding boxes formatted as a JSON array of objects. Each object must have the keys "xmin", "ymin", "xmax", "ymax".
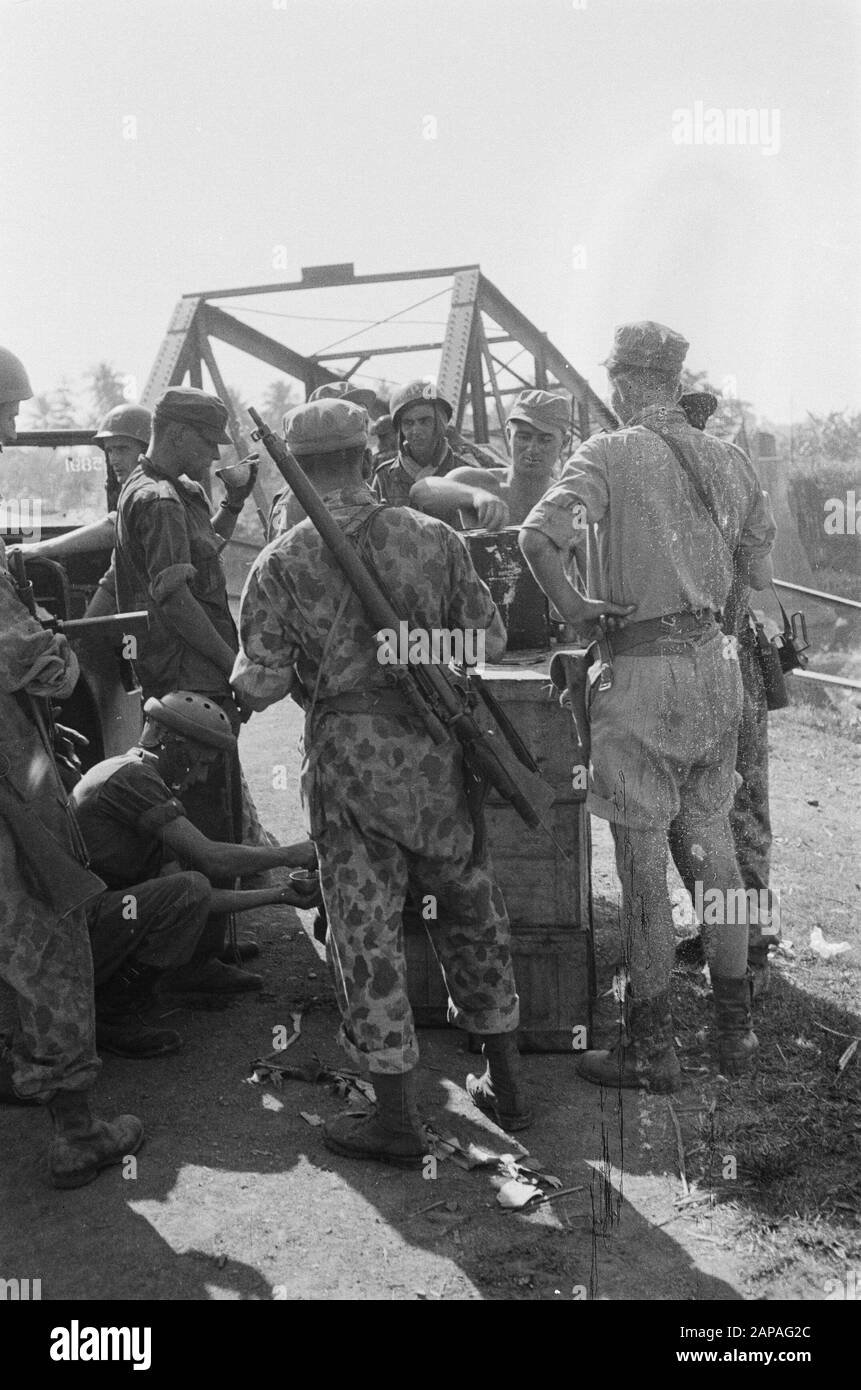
[{"xmin": 72, "ymin": 690, "xmax": 318, "ymax": 1055}]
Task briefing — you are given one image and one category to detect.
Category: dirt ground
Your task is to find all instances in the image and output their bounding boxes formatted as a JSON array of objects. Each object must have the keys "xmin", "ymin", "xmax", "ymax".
[{"xmin": 1, "ymin": 687, "xmax": 858, "ymax": 1302}]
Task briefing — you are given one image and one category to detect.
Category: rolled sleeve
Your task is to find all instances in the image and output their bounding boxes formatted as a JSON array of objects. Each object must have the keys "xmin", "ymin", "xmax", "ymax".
[
  {"xmin": 150, "ymin": 562, "xmax": 197, "ymax": 603},
  {"xmin": 98, "ymin": 761, "xmax": 185, "ymax": 837},
  {"xmin": 521, "ymin": 439, "xmax": 607, "ymax": 549}
]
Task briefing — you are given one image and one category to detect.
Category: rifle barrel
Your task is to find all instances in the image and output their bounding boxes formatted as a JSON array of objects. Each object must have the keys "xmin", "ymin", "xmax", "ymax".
[{"xmin": 59, "ymin": 611, "xmax": 150, "ymax": 634}]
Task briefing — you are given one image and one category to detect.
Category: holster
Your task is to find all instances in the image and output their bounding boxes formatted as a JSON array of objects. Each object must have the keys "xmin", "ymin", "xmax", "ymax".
[{"xmin": 549, "ymin": 648, "xmax": 596, "ymax": 764}]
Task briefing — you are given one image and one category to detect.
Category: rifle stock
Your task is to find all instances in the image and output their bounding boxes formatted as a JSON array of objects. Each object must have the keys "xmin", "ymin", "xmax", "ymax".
[{"xmin": 248, "ymin": 407, "xmax": 557, "ymax": 835}]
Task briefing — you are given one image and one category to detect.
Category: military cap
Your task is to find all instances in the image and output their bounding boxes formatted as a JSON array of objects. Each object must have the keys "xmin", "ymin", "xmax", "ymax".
[
  {"xmin": 153, "ymin": 387, "xmax": 232, "ymax": 445},
  {"xmin": 604, "ymin": 321, "xmax": 689, "ymax": 375},
  {"xmin": 679, "ymin": 391, "xmax": 718, "ymax": 430},
  {"xmin": 370, "ymin": 413, "xmax": 394, "ymax": 436},
  {"xmin": 283, "ymin": 399, "xmax": 369, "ymax": 457},
  {"xmin": 309, "ymin": 380, "xmax": 378, "ymax": 413},
  {"xmin": 506, "ymin": 389, "xmax": 571, "ymax": 437},
  {"xmin": 389, "ymin": 378, "xmax": 453, "ymax": 429}
]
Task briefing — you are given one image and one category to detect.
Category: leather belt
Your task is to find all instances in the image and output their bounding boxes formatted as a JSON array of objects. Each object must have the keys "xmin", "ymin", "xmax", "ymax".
[
  {"xmin": 311, "ymin": 688, "xmax": 417, "ymax": 720},
  {"xmin": 607, "ymin": 608, "xmax": 716, "ymax": 657}
]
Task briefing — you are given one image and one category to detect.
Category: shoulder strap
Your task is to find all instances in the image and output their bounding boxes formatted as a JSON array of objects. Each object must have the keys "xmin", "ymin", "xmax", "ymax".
[{"xmin": 639, "ymin": 423, "xmax": 736, "ymax": 561}]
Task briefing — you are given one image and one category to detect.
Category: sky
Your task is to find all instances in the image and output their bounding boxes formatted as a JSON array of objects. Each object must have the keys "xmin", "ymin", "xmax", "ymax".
[{"xmin": 3, "ymin": 0, "xmax": 860, "ymax": 425}]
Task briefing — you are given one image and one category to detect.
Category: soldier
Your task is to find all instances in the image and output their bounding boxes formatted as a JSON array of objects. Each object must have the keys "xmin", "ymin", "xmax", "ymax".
[
  {"xmin": 372, "ymin": 377, "xmax": 478, "ymax": 506},
  {"xmin": 267, "ymin": 379, "xmax": 378, "ymax": 540},
  {"xmin": 73, "ymin": 691, "xmax": 318, "ymax": 1055},
  {"xmin": 12, "ymin": 403, "xmax": 153, "ymax": 563},
  {"xmin": 231, "ymin": 399, "xmax": 551, "ymax": 1164},
  {"xmin": 369, "ymin": 412, "xmax": 398, "ymax": 464},
  {"xmin": 0, "ymin": 345, "xmax": 143, "ymax": 1188},
  {"xmin": 90, "ymin": 386, "xmax": 261, "ymax": 991},
  {"xmin": 670, "ymin": 390, "xmax": 778, "ymax": 998},
  {"xmin": 411, "ymin": 389, "xmax": 572, "ymax": 529},
  {"xmin": 520, "ymin": 321, "xmax": 775, "ymax": 1089}
]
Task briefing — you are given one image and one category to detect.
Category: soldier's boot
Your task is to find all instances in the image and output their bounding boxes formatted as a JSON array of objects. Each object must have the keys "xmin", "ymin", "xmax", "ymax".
[
  {"xmin": 0, "ymin": 1038, "xmax": 40, "ymax": 1107},
  {"xmin": 465, "ymin": 1033, "xmax": 533, "ymax": 1131},
  {"xmin": 48, "ymin": 1091, "xmax": 144, "ymax": 1190},
  {"xmin": 712, "ymin": 973, "xmax": 759, "ymax": 1077},
  {"xmin": 218, "ymin": 939, "xmax": 261, "ymax": 966},
  {"xmin": 576, "ymin": 992, "xmax": 682, "ymax": 1093},
  {"xmin": 322, "ymin": 1070, "xmax": 426, "ymax": 1168},
  {"xmin": 675, "ymin": 933, "xmax": 705, "ymax": 967},
  {"xmin": 160, "ymin": 957, "xmax": 263, "ymax": 995},
  {"xmin": 747, "ymin": 939, "xmax": 772, "ymax": 1002},
  {"xmin": 95, "ymin": 963, "xmax": 182, "ymax": 1059}
]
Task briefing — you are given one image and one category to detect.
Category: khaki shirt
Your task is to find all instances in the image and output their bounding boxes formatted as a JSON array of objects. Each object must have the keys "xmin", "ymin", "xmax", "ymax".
[
  {"xmin": 112, "ymin": 458, "xmax": 237, "ymax": 699},
  {"xmin": 522, "ymin": 405, "xmax": 775, "ymax": 621}
]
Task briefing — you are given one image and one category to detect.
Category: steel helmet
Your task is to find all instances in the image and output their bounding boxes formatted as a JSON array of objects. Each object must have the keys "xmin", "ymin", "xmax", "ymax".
[
  {"xmin": 94, "ymin": 403, "xmax": 152, "ymax": 447},
  {"xmin": 309, "ymin": 380, "xmax": 378, "ymax": 413},
  {"xmin": 142, "ymin": 692, "xmax": 236, "ymax": 751},
  {"xmin": 0, "ymin": 347, "xmax": 33, "ymax": 406},
  {"xmin": 389, "ymin": 378, "xmax": 453, "ymax": 431}
]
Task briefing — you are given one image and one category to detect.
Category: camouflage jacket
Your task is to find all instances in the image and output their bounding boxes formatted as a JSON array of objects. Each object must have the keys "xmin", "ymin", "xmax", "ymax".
[
  {"xmin": 231, "ymin": 485, "xmax": 503, "ymax": 713},
  {"xmin": 0, "ymin": 538, "xmax": 80, "ymax": 845}
]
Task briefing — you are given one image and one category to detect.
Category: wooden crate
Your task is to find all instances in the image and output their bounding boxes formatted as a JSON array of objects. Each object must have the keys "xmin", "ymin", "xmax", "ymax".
[
  {"xmin": 405, "ymin": 918, "xmax": 593, "ymax": 1052},
  {"xmin": 405, "ymin": 660, "xmax": 595, "ymax": 1051}
]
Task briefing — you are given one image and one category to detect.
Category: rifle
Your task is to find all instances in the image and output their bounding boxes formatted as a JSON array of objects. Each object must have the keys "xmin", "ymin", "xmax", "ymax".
[{"xmin": 248, "ymin": 407, "xmax": 559, "ymax": 839}]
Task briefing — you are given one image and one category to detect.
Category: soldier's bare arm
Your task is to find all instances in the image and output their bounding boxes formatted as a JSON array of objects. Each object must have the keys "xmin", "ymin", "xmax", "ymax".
[
  {"xmin": 410, "ymin": 469, "xmax": 510, "ymax": 531},
  {"xmin": 519, "ymin": 526, "xmax": 636, "ymax": 629},
  {"xmin": 159, "ymin": 815, "xmax": 316, "ymax": 880}
]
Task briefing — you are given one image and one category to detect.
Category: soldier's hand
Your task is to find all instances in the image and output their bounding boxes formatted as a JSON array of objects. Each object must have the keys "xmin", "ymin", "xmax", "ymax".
[
  {"xmin": 224, "ymin": 456, "xmax": 259, "ymax": 509},
  {"xmin": 471, "ymin": 489, "xmax": 509, "ymax": 532},
  {"xmin": 282, "ymin": 838, "xmax": 317, "ymax": 871}
]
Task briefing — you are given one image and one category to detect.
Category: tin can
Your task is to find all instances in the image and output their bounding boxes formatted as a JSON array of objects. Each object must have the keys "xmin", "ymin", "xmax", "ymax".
[{"xmin": 464, "ymin": 527, "xmax": 550, "ymax": 650}]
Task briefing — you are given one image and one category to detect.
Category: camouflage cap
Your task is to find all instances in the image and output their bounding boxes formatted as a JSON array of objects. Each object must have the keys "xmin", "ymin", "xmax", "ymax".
[
  {"xmin": 309, "ymin": 380, "xmax": 378, "ymax": 413},
  {"xmin": 283, "ymin": 399, "xmax": 369, "ymax": 457},
  {"xmin": 604, "ymin": 321, "xmax": 689, "ymax": 375},
  {"xmin": 506, "ymin": 389, "xmax": 571, "ymax": 437},
  {"xmin": 153, "ymin": 387, "xmax": 232, "ymax": 445}
]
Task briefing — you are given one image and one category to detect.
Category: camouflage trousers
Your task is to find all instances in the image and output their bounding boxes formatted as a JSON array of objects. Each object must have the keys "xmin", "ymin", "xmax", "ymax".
[
  {"xmin": 0, "ymin": 821, "xmax": 100, "ymax": 1100},
  {"xmin": 304, "ymin": 712, "xmax": 519, "ymax": 1075},
  {"xmin": 730, "ymin": 635, "xmax": 772, "ymax": 895}
]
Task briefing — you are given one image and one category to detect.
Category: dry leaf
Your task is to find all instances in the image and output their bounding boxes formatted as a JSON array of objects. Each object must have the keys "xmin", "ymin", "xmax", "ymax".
[
  {"xmin": 837, "ymin": 1039, "xmax": 858, "ymax": 1074},
  {"xmin": 299, "ymin": 1111, "xmax": 324, "ymax": 1126},
  {"xmin": 496, "ymin": 1178, "xmax": 542, "ymax": 1210},
  {"xmin": 809, "ymin": 927, "xmax": 851, "ymax": 960}
]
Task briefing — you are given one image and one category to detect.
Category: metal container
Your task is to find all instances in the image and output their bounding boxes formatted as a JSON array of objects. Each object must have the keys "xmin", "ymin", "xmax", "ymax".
[{"xmin": 464, "ymin": 527, "xmax": 550, "ymax": 650}]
